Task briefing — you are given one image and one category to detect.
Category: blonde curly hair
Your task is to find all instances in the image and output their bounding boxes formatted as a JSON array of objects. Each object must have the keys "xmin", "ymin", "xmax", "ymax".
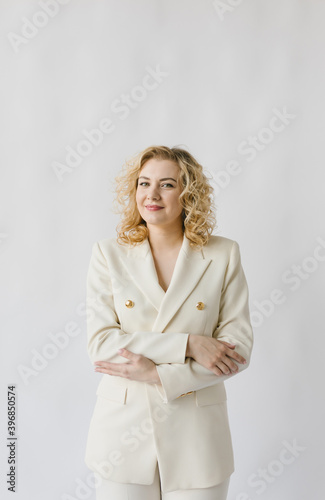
[{"xmin": 112, "ymin": 145, "xmax": 217, "ymax": 250}]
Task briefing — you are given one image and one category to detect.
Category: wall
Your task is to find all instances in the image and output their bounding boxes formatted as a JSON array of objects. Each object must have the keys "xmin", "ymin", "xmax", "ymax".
[{"xmin": 1, "ymin": 1, "xmax": 324, "ymax": 498}]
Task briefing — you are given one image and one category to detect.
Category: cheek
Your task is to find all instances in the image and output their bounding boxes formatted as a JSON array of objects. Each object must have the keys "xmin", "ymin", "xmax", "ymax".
[
  {"xmin": 170, "ymin": 195, "xmax": 183, "ymax": 214},
  {"xmin": 135, "ymin": 191, "xmax": 142, "ymax": 206},
  {"xmin": 136, "ymin": 192, "xmax": 146, "ymax": 217}
]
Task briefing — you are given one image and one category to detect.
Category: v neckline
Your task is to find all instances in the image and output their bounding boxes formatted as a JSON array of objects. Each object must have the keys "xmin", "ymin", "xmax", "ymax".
[{"xmin": 147, "ymin": 233, "xmax": 186, "ymax": 296}]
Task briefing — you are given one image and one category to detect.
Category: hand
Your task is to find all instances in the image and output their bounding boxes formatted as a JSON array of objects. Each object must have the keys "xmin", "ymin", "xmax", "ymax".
[
  {"xmin": 186, "ymin": 335, "xmax": 247, "ymax": 376},
  {"xmin": 94, "ymin": 349, "xmax": 161, "ymax": 385}
]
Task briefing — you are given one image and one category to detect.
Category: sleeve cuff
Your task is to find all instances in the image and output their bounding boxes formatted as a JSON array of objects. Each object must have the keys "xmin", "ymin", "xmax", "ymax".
[
  {"xmin": 154, "ymin": 363, "xmax": 180, "ymax": 403},
  {"xmin": 155, "ymin": 379, "xmax": 168, "ymax": 403},
  {"xmin": 154, "ymin": 334, "xmax": 189, "ymax": 403}
]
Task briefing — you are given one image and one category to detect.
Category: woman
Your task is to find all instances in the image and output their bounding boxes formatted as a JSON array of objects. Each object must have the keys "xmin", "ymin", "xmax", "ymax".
[{"xmin": 84, "ymin": 145, "xmax": 253, "ymax": 500}]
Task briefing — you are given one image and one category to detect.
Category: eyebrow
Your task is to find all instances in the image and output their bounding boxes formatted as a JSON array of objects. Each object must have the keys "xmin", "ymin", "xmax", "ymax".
[{"xmin": 138, "ymin": 176, "xmax": 177, "ymax": 182}]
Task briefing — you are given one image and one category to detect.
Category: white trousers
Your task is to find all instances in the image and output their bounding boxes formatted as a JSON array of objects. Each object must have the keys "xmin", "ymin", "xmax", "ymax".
[{"xmin": 95, "ymin": 464, "xmax": 230, "ymax": 500}]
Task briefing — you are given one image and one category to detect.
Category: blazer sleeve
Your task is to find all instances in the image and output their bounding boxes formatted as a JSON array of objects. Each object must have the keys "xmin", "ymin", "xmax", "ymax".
[
  {"xmin": 154, "ymin": 240, "xmax": 254, "ymax": 403},
  {"xmin": 86, "ymin": 241, "xmax": 189, "ymax": 365}
]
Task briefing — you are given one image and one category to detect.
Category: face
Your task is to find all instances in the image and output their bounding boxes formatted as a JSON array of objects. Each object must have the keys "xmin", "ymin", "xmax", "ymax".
[{"xmin": 136, "ymin": 158, "xmax": 184, "ymax": 231}]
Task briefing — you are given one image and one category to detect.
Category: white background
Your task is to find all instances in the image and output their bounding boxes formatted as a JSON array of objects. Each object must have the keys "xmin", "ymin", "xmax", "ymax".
[{"xmin": 1, "ymin": 1, "xmax": 324, "ymax": 499}]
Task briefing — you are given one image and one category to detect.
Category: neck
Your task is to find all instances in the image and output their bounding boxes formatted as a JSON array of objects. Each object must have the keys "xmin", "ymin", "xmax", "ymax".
[{"xmin": 147, "ymin": 225, "xmax": 184, "ymax": 254}]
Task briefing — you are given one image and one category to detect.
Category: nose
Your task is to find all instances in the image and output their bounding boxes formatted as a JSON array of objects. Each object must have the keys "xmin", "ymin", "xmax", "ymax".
[{"xmin": 147, "ymin": 184, "xmax": 160, "ymax": 200}]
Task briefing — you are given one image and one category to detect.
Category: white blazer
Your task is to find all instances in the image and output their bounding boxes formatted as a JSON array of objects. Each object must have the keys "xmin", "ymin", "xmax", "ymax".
[{"xmin": 84, "ymin": 233, "xmax": 253, "ymax": 493}]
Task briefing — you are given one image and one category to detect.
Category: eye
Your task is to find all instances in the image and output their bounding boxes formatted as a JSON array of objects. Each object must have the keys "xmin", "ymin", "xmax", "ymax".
[
  {"xmin": 138, "ymin": 182, "xmax": 149, "ymax": 187},
  {"xmin": 162, "ymin": 183, "xmax": 174, "ymax": 188}
]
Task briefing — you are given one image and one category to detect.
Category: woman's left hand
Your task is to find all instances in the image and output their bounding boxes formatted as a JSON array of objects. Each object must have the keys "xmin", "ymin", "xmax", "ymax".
[{"xmin": 94, "ymin": 349, "xmax": 161, "ymax": 385}]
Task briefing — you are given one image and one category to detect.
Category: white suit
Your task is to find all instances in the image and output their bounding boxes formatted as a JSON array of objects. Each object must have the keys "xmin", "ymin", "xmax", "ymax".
[{"xmin": 84, "ymin": 233, "xmax": 253, "ymax": 493}]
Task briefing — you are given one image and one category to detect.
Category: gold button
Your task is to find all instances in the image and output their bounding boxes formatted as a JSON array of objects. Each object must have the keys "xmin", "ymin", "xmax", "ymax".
[
  {"xmin": 177, "ymin": 391, "xmax": 194, "ymax": 398},
  {"xmin": 196, "ymin": 302, "xmax": 205, "ymax": 310},
  {"xmin": 125, "ymin": 300, "xmax": 134, "ymax": 308}
]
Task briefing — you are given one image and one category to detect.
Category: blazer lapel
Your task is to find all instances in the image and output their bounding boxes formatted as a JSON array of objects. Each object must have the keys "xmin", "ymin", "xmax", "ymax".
[
  {"xmin": 118, "ymin": 237, "xmax": 165, "ymax": 312},
  {"xmin": 118, "ymin": 233, "xmax": 212, "ymax": 333}
]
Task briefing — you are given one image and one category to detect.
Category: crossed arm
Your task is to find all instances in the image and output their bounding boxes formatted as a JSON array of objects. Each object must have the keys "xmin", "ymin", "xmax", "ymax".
[
  {"xmin": 94, "ymin": 336, "xmax": 246, "ymax": 383},
  {"xmin": 89, "ymin": 240, "xmax": 253, "ymax": 402}
]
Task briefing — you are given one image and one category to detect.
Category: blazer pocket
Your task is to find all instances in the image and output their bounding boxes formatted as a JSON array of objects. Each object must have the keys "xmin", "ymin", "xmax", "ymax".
[
  {"xmin": 195, "ymin": 384, "xmax": 227, "ymax": 407},
  {"xmin": 96, "ymin": 380, "xmax": 128, "ymax": 405}
]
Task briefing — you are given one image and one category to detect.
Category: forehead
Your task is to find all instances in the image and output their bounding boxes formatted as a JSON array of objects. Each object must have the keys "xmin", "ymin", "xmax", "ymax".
[{"xmin": 139, "ymin": 158, "xmax": 180, "ymax": 178}]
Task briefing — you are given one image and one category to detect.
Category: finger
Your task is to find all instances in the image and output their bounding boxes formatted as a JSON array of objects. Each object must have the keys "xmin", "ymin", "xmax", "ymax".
[
  {"xmin": 208, "ymin": 365, "xmax": 224, "ymax": 376},
  {"xmin": 214, "ymin": 351, "xmax": 240, "ymax": 372},
  {"xmin": 223, "ymin": 359, "xmax": 239, "ymax": 373},
  {"xmin": 117, "ymin": 348, "xmax": 137, "ymax": 359},
  {"xmin": 218, "ymin": 341, "xmax": 236, "ymax": 349},
  {"xmin": 224, "ymin": 348, "xmax": 246, "ymax": 364},
  {"xmin": 94, "ymin": 361, "xmax": 112, "ymax": 367},
  {"xmin": 95, "ymin": 363, "xmax": 130, "ymax": 378},
  {"xmin": 94, "ymin": 360, "xmax": 127, "ymax": 370},
  {"xmin": 94, "ymin": 361, "xmax": 115, "ymax": 372},
  {"xmin": 94, "ymin": 365, "xmax": 112, "ymax": 374},
  {"xmin": 215, "ymin": 361, "xmax": 233, "ymax": 375}
]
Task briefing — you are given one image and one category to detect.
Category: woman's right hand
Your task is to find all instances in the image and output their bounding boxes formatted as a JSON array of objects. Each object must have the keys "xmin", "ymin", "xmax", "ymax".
[{"xmin": 185, "ymin": 334, "xmax": 247, "ymax": 376}]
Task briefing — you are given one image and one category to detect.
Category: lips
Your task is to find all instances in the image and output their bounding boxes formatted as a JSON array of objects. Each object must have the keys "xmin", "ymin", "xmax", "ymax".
[{"xmin": 145, "ymin": 205, "xmax": 164, "ymax": 211}]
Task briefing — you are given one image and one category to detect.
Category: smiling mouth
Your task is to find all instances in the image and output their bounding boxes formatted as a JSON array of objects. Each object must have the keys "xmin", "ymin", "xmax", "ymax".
[{"xmin": 145, "ymin": 205, "xmax": 164, "ymax": 210}]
